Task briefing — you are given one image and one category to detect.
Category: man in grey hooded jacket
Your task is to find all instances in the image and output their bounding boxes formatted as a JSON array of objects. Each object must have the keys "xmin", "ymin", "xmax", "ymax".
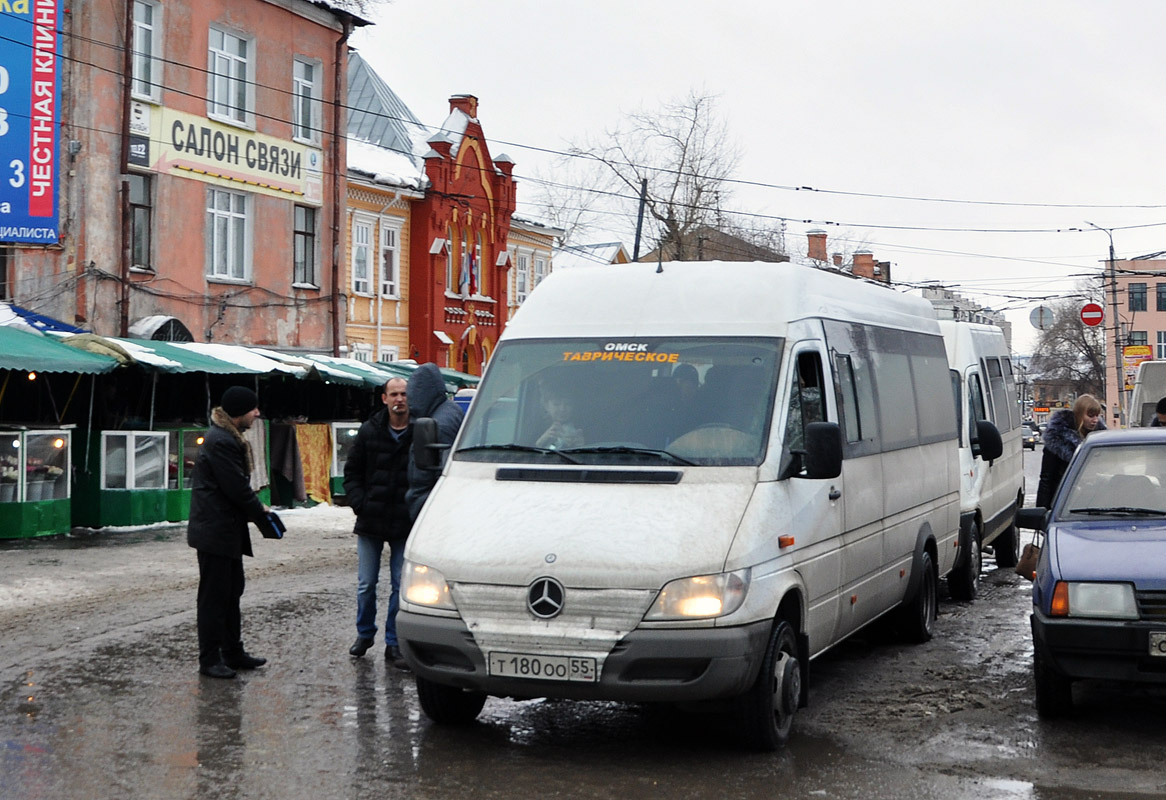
[{"xmin": 405, "ymin": 363, "xmax": 465, "ymax": 521}]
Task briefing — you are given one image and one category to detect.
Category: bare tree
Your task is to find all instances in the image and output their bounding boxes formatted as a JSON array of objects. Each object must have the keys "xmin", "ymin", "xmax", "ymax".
[
  {"xmin": 526, "ymin": 159, "xmax": 607, "ymax": 248},
  {"xmin": 569, "ymin": 91, "xmax": 740, "ymax": 259},
  {"xmin": 1030, "ymin": 280, "xmax": 1106, "ymax": 397},
  {"xmin": 331, "ymin": 0, "xmax": 389, "ymax": 15}
]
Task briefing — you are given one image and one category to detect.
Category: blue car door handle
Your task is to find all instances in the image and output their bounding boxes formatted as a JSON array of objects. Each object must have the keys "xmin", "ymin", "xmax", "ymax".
[{"xmin": 828, "ymin": 487, "xmax": 841, "ymax": 500}]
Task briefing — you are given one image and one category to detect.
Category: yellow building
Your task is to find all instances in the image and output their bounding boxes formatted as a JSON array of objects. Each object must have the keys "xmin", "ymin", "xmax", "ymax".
[{"xmin": 506, "ymin": 217, "xmax": 564, "ymax": 322}]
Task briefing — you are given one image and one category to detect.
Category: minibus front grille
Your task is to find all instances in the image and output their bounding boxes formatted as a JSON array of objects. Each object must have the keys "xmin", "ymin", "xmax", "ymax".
[
  {"xmin": 495, "ymin": 468, "xmax": 682, "ymax": 484},
  {"xmin": 452, "ymin": 582, "xmax": 657, "ymax": 656}
]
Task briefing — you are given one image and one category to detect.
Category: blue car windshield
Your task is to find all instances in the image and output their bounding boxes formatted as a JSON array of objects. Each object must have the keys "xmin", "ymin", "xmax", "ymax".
[
  {"xmin": 454, "ymin": 337, "xmax": 782, "ymax": 466},
  {"xmin": 1060, "ymin": 444, "xmax": 1166, "ymax": 518}
]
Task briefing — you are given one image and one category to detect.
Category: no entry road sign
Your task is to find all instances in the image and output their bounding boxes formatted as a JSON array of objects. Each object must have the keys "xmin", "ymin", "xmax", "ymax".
[{"xmin": 1080, "ymin": 303, "xmax": 1104, "ymax": 326}]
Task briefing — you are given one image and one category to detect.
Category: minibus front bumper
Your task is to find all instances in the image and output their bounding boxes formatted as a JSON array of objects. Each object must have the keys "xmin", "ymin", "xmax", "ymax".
[{"xmin": 397, "ymin": 610, "xmax": 772, "ymax": 702}]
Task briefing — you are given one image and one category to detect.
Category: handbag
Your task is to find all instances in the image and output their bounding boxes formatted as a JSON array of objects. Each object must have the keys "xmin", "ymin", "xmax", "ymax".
[{"xmin": 1015, "ymin": 532, "xmax": 1040, "ymax": 581}]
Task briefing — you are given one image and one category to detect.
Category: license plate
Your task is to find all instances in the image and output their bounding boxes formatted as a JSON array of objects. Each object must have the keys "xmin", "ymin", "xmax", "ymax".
[
  {"xmin": 487, "ymin": 652, "xmax": 598, "ymax": 682},
  {"xmin": 1150, "ymin": 632, "xmax": 1166, "ymax": 658}
]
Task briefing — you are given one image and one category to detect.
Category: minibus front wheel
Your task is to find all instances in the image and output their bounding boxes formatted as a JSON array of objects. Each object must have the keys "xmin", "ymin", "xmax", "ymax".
[
  {"xmin": 415, "ymin": 675, "xmax": 487, "ymax": 725},
  {"xmin": 735, "ymin": 620, "xmax": 801, "ymax": 751}
]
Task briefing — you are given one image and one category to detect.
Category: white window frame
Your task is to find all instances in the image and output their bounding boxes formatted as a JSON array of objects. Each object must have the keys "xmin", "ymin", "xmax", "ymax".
[
  {"xmin": 515, "ymin": 251, "xmax": 530, "ymax": 305},
  {"xmin": 351, "ymin": 216, "xmax": 374, "ymax": 296},
  {"xmin": 206, "ymin": 188, "xmax": 251, "ymax": 281},
  {"xmin": 380, "ymin": 221, "xmax": 402, "ymax": 298},
  {"xmin": 379, "ymin": 345, "xmax": 400, "ymax": 362},
  {"xmin": 1158, "ymin": 331, "xmax": 1166, "ymax": 360},
  {"xmin": 292, "ymin": 57, "xmax": 321, "ymax": 144},
  {"xmin": 132, "ymin": 0, "xmax": 163, "ymax": 102},
  {"xmin": 534, "ymin": 255, "xmax": 547, "ymax": 287},
  {"xmin": 207, "ymin": 26, "xmax": 254, "ymax": 127},
  {"xmin": 100, "ymin": 431, "xmax": 169, "ymax": 490},
  {"xmin": 293, "ymin": 204, "xmax": 318, "ymax": 288}
]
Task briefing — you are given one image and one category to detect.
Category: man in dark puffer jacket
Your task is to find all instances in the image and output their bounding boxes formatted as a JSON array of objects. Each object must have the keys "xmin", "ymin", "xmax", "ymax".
[{"xmin": 344, "ymin": 377, "xmax": 413, "ymax": 667}]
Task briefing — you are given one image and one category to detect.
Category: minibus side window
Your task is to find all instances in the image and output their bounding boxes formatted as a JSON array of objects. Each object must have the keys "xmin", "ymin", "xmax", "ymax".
[
  {"xmin": 1001, "ymin": 357, "xmax": 1020, "ymax": 430},
  {"xmin": 950, "ymin": 370, "xmax": 964, "ymax": 447},
  {"xmin": 784, "ymin": 351, "xmax": 826, "ymax": 452},
  {"xmin": 968, "ymin": 373, "xmax": 988, "ymax": 444},
  {"xmin": 835, "ymin": 354, "xmax": 862, "ymax": 443},
  {"xmin": 985, "ymin": 357, "xmax": 1011, "ymax": 433}
]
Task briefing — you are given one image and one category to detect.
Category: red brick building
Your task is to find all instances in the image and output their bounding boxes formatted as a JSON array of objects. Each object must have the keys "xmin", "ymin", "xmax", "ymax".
[{"xmin": 407, "ymin": 96, "xmax": 517, "ymax": 373}]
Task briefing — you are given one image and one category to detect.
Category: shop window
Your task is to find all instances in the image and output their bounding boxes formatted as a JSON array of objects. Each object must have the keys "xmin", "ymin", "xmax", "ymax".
[
  {"xmin": 102, "ymin": 432, "xmax": 168, "ymax": 490},
  {"xmin": 1, "ymin": 430, "xmax": 71, "ymax": 503},
  {"xmin": 332, "ymin": 423, "xmax": 360, "ymax": 477}
]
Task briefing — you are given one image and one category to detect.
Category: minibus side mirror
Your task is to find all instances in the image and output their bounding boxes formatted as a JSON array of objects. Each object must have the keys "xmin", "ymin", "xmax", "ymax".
[
  {"xmin": 802, "ymin": 422, "xmax": 843, "ymax": 480},
  {"xmin": 972, "ymin": 419, "xmax": 1003, "ymax": 462},
  {"xmin": 412, "ymin": 418, "xmax": 443, "ymax": 470}
]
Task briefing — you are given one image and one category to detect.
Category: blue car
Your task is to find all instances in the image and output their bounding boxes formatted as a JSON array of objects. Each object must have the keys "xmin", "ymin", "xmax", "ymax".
[{"xmin": 1016, "ymin": 429, "xmax": 1166, "ymax": 717}]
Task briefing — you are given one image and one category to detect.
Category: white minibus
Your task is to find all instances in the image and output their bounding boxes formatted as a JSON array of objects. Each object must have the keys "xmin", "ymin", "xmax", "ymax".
[{"xmin": 400, "ymin": 261, "xmax": 984, "ymax": 750}]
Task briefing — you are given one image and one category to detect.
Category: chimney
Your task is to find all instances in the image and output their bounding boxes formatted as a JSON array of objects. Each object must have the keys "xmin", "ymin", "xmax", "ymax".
[
  {"xmin": 852, "ymin": 250, "xmax": 875, "ymax": 279},
  {"xmin": 875, "ymin": 260, "xmax": 891, "ymax": 283},
  {"xmin": 807, "ymin": 229, "xmax": 827, "ymax": 262},
  {"xmin": 449, "ymin": 94, "xmax": 479, "ymax": 118},
  {"xmin": 832, "ymin": 253, "xmax": 843, "ymax": 267}
]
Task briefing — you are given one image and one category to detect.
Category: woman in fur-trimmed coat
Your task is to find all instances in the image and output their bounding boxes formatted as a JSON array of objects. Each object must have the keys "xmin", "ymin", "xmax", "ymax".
[{"xmin": 1035, "ymin": 394, "xmax": 1105, "ymax": 508}]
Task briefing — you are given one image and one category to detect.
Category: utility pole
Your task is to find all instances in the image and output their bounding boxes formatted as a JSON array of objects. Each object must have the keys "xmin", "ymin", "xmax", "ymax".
[
  {"xmin": 632, "ymin": 179, "xmax": 647, "ymax": 262},
  {"xmin": 1086, "ymin": 221, "xmax": 1124, "ymax": 428}
]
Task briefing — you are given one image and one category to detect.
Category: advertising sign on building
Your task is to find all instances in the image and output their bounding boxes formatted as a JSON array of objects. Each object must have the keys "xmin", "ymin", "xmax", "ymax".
[
  {"xmin": 0, "ymin": 0, "xmax": 61, "ymax": 244},
  {"xmin": 1124, "ymin": 344, "xmax": 1153, "ymax": 391},
  {"xmin": 138, "ymin": 104, "xmax": 323, "ymax": 205}
]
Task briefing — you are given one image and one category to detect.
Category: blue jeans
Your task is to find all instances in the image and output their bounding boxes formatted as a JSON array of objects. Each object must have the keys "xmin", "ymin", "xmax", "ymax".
[{"xmin": 356, "ymin": 535, "xmax": 406, "ymax": 645}]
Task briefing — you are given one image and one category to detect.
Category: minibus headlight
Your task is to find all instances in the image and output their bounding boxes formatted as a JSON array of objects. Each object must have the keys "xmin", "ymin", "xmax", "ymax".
[
  {"xmin": 402, "ymin": 560, "xmax": 457, "ymax": 610},
  {"xmin": 1059, "ymin": 581, "xmax": 1137, "ymax": 619},
  {"xmin": 644, "ymin": 569, "xmax": 751, "ymax": 620}
]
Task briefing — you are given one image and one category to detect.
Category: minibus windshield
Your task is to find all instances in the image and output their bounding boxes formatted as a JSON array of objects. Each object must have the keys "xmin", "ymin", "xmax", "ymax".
[{"xmin": 455, "ymin": 337, "xmax": 782, "ymax": 466}]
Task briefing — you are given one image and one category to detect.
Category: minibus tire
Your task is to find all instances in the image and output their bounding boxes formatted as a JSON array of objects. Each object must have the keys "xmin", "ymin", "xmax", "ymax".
[
  {"xmin": 415, "ymin": 675, "xmax": 487, "ymax": 724},
  {"xmin": 736, "ymin": 620, "xmax": 800, "ymax": 751},
  {"xmin": 897, "ymin": 550, "xmax": 937, "ymax": 643},
  {"xmin": 948, "ymin": 521, "xmax": 981, "ymax": 602}
]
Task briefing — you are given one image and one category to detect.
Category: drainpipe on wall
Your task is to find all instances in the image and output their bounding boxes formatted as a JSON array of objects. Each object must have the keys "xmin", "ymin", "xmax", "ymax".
[
  {"xmin": 331, "ymin": 21, "xmax": 352, "ymax": 357},
  {"xmin": 119, "ymin": 0, "xmax": 133, "ymax": 336}
]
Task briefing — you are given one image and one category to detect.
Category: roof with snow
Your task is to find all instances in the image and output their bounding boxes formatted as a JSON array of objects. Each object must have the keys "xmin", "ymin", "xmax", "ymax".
[
  {"xmin": 346, "ymin": 52, "xmax": 428, "ymax": 188},
  {"xmin": 552, "ymin": 242, "xmax": 631, "ymax": 270}
]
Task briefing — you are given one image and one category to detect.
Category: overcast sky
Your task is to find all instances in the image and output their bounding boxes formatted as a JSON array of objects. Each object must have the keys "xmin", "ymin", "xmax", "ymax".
[{"xmin": 351, "ymin": 1, "xmax": 1166, "ymax": 354}]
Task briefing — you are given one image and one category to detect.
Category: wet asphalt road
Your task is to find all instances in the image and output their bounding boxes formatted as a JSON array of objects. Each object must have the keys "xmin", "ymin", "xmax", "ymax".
[{"xmin": 2, "ymin": 448, "xmax": 1166, "ymax": 800}]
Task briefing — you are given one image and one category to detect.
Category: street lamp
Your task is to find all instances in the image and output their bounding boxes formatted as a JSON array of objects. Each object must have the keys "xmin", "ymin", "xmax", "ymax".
[{"xmin": 1085, "ymin": 221, "xmax": 1124, "ymax": 428}]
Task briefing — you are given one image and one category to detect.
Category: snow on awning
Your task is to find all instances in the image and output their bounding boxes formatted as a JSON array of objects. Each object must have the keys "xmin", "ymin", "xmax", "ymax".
[
  {"xmin": 434, "ymin": 330, "xmax": 454, "ymax": 345},
  {"xmin": 0, "ymin": 326, "xmax": 119, "ymax": 374}
]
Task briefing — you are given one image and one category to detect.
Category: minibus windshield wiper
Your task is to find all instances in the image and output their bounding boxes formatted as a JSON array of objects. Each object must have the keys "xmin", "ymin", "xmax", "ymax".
[
  {"xmin": 558, "ymin": 445, "xmax": 696, "ymax": 466},
  {"xmin": 456, "ymin": 444, "xmax": 580, "ymax": 464},
  {"xmin": 1069, "ymin": 506, "xmax": 1166, "ymax": 516}
]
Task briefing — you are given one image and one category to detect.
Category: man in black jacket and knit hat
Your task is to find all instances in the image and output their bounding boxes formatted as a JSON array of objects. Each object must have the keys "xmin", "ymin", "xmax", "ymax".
[
  {"xmin": 187, "ymin": 385, "xmax": 269, "ymax": 679},
  {"xmin": 343, "ymin": 377, "xmax": 413, "ymax": 667}
]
